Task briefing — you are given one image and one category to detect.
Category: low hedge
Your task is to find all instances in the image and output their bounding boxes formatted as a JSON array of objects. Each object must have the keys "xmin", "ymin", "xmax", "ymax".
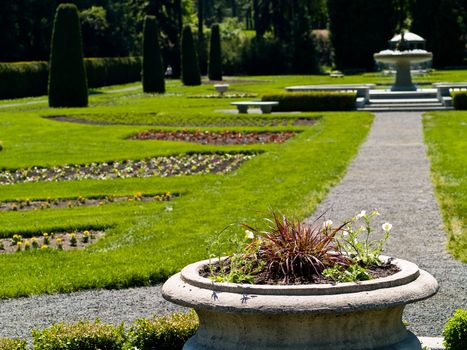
[
  {"xmin": 443, "ymin": 308, "xmax": 467, "ymax": 350},
  {"xmin": 127, "ymin": 310, "xmax": 198, "ymax": 350},
  {"xmin": 0, "ymin": 62, "xmax": 48, "ymax": 99},
  {"xmin": 85, "ymin": 57, "xmax": 141, "ymax": 88},
  {"xmin": 0, "ymin": 57, "xmax": 142, "ymax": 99},
  {"xmin": 25, "ymin": 311, "xmax": 197, "ymax": 350},
  {"xmin": 262, "ymin": 92, "xmax": 356, "ymax": 111},
  {"xmin": 0, "ymin": 338, "xmax": 28, "ymax": 350},
  {"xmin": 452, "ymin": 91, "xmax": 467, "ymax": 110},
  {"xmin": 32, "ymin": 320, "xmax": 125, "ymax": 350}
]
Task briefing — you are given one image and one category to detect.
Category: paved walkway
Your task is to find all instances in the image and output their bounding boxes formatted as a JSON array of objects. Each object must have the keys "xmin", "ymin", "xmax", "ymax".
[
  {"xmin": 0, "ymin": 111, "xmax": 465, "ymax": 341},
  {"xmin": 306, "ymin": 112, "xmax": 466, "ymax": 337}
]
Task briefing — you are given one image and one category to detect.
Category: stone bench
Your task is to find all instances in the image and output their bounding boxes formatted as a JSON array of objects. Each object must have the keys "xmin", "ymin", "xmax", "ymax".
[
  {"xmin": 231, "ymin": 101, "xmax": 279, "ymax": 114},
  {"xmin": 285, "ymin": 84, "xmax": 375, "ymax": 103},
  {"xmin": 433, "ymin": 82, "xmax": 467, "ymax": 100}
]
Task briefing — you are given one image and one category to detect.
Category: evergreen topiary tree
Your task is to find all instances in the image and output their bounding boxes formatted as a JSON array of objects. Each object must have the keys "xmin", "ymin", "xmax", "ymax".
[
  {"xmin": 48, "ymin": 3, "xmax": 88, "ymax": 107},
  {"xmin": 142, "ymin": 16, "xmax": 165, "ymax": 93},
  {"xmin": 208, "ymin": 24, "xmax": 223, "ymax": 81},
  {"xmin": 181, "ymin": 25, "xmax": 201, "ymax": 86}
]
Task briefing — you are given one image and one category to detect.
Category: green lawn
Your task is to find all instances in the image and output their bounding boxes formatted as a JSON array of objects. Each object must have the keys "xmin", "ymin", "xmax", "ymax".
[
  {"xmin": 0, "ymin": 77, "xmax": 373, "ymax": 298},
  {"xmin": 423, "ymin": 111, "xmax": 467, "ymax": 262}
]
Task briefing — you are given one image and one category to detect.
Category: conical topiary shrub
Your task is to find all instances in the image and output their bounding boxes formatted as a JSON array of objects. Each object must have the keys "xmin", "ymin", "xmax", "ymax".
[
  {"xmin": 208, "ymin": 24, "xmax": 222, "ymax": 81},
  {"xmin": 48, "ymin": 3, "xmax": 88, "ymax": 107},
  {"xmin": 181, "ymin": 25, "xmax": 201, "ymax": 86},
  {"xmin": 142, "ymin": 16, "xmax": 165, "ymax": 93}
]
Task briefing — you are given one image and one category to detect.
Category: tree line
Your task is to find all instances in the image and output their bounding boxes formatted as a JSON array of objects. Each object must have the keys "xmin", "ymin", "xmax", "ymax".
[{"xmin": 0, "ymin": 0, "xmax": 465, "ymax": 72}]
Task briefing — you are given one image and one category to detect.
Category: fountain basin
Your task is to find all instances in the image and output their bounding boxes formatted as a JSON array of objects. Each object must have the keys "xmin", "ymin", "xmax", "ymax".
[{"xmin": 374, "ymin": 50, "xmax": 432, "ymax": 91}]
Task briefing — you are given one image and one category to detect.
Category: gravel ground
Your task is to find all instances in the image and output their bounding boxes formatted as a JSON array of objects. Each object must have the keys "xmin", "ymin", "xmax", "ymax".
[
  {"xmin": 305, "ymin": 112, "xmax": 466, "ymax": 337},
  {"xmin": 0, "ymin": 286, "xmax": 186, "ymax": 341},
  {"xmin": 0, "ymin": 111, "xmax": 464, "ymax": 341}
]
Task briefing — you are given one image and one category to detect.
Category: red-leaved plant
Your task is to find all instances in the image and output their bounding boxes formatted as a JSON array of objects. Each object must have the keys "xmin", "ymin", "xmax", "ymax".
[{"xmin": 242, "ymin": 212, "xmax": 351, "ymax": 283}]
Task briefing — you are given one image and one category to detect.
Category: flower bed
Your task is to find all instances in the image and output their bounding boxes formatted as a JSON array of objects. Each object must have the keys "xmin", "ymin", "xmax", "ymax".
[
  {"xmin": 0, "ymin": 153, "xmax": 255, "ymax": 185},
  {"xmin": 0, "ymin": 192, "xmax": 174, "ymax": 212},
  {"xmin": 129, "ymin": 130, "xmax": 296, "ymax": 145},
  {"xmin": 45, "ymin": 115, "xmax": 317, "ymax": 127},
  {"xmin": 0, "ymin": 230, "xmax": 104, "ymax": 254}
]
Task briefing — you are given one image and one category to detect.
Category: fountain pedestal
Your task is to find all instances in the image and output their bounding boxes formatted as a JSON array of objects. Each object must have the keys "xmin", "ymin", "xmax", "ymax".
[{"xmin": 374, "ymin": 50, "xmax": 432, "ymax": 91}]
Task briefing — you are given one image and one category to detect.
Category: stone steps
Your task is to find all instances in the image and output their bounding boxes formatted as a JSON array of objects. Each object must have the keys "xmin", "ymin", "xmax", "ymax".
[{"xmin": 358, "ymin": 88, "xmax": 450, "ymax": 111}]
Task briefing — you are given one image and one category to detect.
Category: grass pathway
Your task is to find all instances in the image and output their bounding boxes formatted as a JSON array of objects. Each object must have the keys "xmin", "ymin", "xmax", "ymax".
[{"xmin": 306, "ymin": 111, "xmax": 466, "ymax": 337}]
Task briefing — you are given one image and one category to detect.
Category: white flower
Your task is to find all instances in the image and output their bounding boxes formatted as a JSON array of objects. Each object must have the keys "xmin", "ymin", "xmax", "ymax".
[
  {"xmin": 356, "ymin": 210, "xmax": 366, "ymax": 219},
  {"xmin": 322, "ymin": 220, "xmax": 333, "ymax": 229},
  {"xmin": 245, "ymin": 230, "xmax": 255, "ymax": 240},
  {"xmin": 382, "ymin": 222, "xmax": 392, "ymax": 232},
  {"xmin": 342, "ymin": 230, "xmax": 349, "ymax": 237}
]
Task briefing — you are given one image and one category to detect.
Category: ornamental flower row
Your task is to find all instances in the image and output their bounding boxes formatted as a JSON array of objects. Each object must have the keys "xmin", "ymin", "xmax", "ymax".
[{"xmin": 0, "ymin": 153, "xmax": 255, "ymax": 185}]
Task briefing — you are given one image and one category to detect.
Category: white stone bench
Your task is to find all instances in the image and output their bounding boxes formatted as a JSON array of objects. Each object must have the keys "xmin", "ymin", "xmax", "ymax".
[
  {"xmin": 433, "ymin": 82, "xmax": 467, "ymax": 100},
  {"xmin": 231, "ymin": 101, "xmax": 279, "ymax": 114},
  {"xmin": 285, "ymin": 84, "xmax": 375, "ymax": 103}
]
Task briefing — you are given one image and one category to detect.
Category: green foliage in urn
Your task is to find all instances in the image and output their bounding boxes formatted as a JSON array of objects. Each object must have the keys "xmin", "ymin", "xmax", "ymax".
[
  {"xmin": 181, "ymin": 25, "xmax": 201, "ymax": 86},
  {"xmin": 48, "ymin": 3, "xmax": 88, "ymax": 108},
  {"xmin": 208, "ymin": 24, "xmax": 223, "ymax": 81},
  {"xmin": 443, "ymin": 308, "xmax": 467, "ymax": 350},
  {"xmin": 142, "ymin": 16, "xmax": 165, "ymax": 94}
]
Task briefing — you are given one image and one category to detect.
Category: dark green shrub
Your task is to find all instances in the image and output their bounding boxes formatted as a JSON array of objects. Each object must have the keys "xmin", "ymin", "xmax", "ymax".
[
  {"xmin": 48, "ymin": 3, "xmax": 88, "ymax": 107},
  {"xmin": 0, "ymin": 338, "xmax": 28, "ymax": 350},
  {"xmin": 142, "ymin": 16, "xmax": 165, "ymax": 93},
  {"xmin": 0, "ymin": 62, "xmax": 48, "ymax": 99},
  {"xmin": 127, "ymin": 311, "xmax": 198, "ymax": 350},
  {"xmin": 208, "ymin": 24, "xmax": 222, "ymax": 81},
  {"xmin": 452, "ymin": 91, "xmax": 467, "ymax": 110},
  {"xmin": 0, "ymin": 58, "xmax": 140, "ymax": 99},
  {"xmin": 32, "ymin": 320, "xmax": 125, "ymax": 350},
  {"xmin": 85, "ymin": 57, "xmax": 141, "ymax": 88},
  {"xmin": 262, "ymin": 92, "xmax": 356, "ymax": 111},
  {"xmin": 443, "ymin": 309, "xmax": 467, "ymax": 350},
  {"xmin": 0, "ymin": 141, "xmax": 3, "ymax": 151},
  {"xmin": 181, "ymin": 26, "xmax": 201, "ymax": 86}
]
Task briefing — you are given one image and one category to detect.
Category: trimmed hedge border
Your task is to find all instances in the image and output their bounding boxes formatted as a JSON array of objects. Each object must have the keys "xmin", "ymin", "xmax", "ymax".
[
  {"xmin": 0, "ymin": 311, "xmax": 197, "ymax": 350},
  {"xmin": 0, "ymin": 57, "xmax": 141, "ymax": 99},
  {"xmin": 262, "ymin": 92, "xmax": 356, "ymax": 111},
  {"xmin": 443, "ymin": 308, "xmax": 467, "ymax": 350},
  {"xmin": 452, "ymin": 91, "xmax": 467, "ymax": 110}
]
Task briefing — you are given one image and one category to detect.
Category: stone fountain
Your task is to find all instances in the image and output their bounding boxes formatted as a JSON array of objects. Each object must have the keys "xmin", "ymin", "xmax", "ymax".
[{"xmin": 374, "ymin": 32, "xmax": 432, "ymax": 91}]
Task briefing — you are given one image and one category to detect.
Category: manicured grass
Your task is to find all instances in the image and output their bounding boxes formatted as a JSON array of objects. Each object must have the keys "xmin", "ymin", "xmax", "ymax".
[
  {"xmin": 423, "ymin": 111, "xmax": 467, "ymax": 262},
  {"xmin": 0, "ymin": 77, "xmax": 373, "ymax": 297}
]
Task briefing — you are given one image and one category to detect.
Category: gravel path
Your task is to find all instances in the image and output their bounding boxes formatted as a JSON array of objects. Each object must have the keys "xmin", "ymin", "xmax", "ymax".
[
  {"xmin": 0, "ymin": 111, "xmax": 464, "ymax": 341},
  {"xmin": 0, "ymin": 286, "xmax": 186, "ymax": 341},
  {"xmin": 305, "ymin": 112, "xmax": 466, "ymax": 337}
]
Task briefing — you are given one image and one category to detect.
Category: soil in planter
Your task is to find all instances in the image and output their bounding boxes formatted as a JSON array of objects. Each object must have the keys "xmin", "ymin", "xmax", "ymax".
[
  {"xmin": 128, "ymin": 130, "xmax": 297, "ymax": 145},
  {"xmin": 201, "ymin": 259, "xmax": 400, "ymax": 285}
]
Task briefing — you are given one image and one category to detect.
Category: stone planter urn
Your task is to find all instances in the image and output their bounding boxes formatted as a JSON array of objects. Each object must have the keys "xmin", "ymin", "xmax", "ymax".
[
  {"xmin": 162, "ymin": 256, "xmax": 438, "ymax": 350},
  {"xmin": 214, "ymin": 84, "xmax": 229, "ymax": 96}
]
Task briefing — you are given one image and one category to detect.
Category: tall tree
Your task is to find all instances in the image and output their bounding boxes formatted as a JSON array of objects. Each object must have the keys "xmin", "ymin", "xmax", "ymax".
[
  {"xmin": 208, "ymin": 23, "xmax": 223, "ymax": 80},
  {"xmin": 48, "ymin": 3, "xmax": 88, "ymax": 107},
  {"xmin": 142, "ymin": 16, "xmax": 165, "ymax": 93},
  {"xmin": 411, "ymin": 0, "xmax": 464, "ymax": 68},
  {"xmin": 198, "ymin": 0, "xmax": 208, "ymax": 75},
  {"xmin": 181, "ymin": 25, "xmax": 201, "ymax": 86},
  {"xmin": 328, "ymin": 0, "xmax": 398, "ymax": 71}
]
